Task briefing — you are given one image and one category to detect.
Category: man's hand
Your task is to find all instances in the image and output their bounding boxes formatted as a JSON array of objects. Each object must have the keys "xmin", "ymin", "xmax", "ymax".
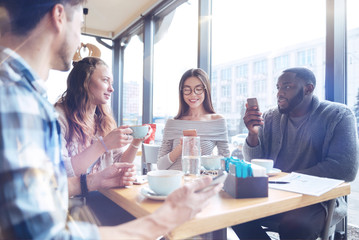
[
  {"xmin": 152, "ymin": 176, "xmax": 222, "ymax": 230},
  {"xmin": 98, "ymin": 176, "xmax": 222, "ymax": 239},
  {"xmin": 87, "ymin": 162, "xmax": 136, "ymax": 192},
  {"xmin": 243, "ymin": 103, "xmax": 263, "ymax": 146}
]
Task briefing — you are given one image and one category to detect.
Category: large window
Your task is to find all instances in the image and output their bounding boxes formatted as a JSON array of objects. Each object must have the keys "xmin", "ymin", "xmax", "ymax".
[
  {"xmin": 212, "ymin": 0, "xmax": 326, "ymax": 143},
  {"xmin": 274, "ymin": 55, "xmax": 289, "ymax": 72},
  {"xmin": 122, "ymin": 34, "xmax": 144, "ymax": 125},
  {"xmin": 253, "ymin": 59, "xmax": 268, "ymax": 75},
  {"xmin": 152, "ymin": 0, "xmax": 198, "ymax": 126},
  {"xmin": 347, "ymin": 0, "xmax": 359, "ymax": 227},
  {"xmin": 221, "ymin": 68, "xmax": 232, "ymax": 81},
  {"xmin": 46, "ymin": 35, "xmax": 112, "ymax": 104},
  {"xmin": 236, "ymin": 82, "xmax": 248, "ymax": 96},
  {"xmin": 235, "ymin": 64, "xmax": 248, "ymax": 79},
  {"xmin": 297, "ymin": 48, "xmax": 315, "ymax": 66}
]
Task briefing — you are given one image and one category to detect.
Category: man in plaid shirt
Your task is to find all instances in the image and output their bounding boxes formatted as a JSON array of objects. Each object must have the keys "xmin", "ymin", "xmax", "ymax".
[{"xmin": 0, "ymin": 1, "xmax": 221, "ymax": 239}]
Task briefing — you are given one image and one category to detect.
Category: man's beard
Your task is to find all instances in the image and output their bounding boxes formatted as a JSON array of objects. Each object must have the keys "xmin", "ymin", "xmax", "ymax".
[
  {"xmin": 57, "ymin": 38, "xmax": 74, "ymax": 72},
  {"xmin": 278, "ymin": 89, "xmax": 304, "ymax": 114}
]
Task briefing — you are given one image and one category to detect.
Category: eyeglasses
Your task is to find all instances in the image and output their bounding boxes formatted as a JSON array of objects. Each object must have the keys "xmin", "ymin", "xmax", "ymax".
[{"xmin": 182, "ymin": 86, "xmax": 205, "ymax": 95}]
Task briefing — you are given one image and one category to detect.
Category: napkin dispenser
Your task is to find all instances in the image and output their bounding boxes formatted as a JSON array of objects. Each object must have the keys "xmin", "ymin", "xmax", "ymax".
[{"xmin": 221, "ymin": 159, "xmax": 268, "ymax": 198}]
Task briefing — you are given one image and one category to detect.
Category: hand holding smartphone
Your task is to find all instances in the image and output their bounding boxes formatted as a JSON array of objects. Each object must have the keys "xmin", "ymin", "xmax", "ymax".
[
  {"xmin": 247, "ymin": 97, "xmax": 259, "ymax": 111},
  {"xmin": 196, "ymin": 171, "xmax": 228, "ymax": 193},
  {"xmin": 246, "ymin": 97, "xmax": 263, "ymax": 128}
]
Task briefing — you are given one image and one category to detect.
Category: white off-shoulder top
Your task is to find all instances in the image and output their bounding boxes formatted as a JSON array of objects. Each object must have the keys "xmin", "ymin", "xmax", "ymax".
[{"xmin": 157, "ymin": 118, "xmax": 230, "ymax": 170}]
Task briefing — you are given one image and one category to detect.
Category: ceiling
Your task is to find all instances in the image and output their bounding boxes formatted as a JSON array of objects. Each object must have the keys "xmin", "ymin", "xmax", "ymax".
[{"xmin": 82, "ymin": 0, "xmax": 163, "ymax": 39}]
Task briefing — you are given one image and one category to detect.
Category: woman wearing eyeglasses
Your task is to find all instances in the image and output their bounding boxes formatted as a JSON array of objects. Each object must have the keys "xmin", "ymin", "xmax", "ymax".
[{"xmin": 157, "ymin": 68, "xmax": 230, "ymax": 171}]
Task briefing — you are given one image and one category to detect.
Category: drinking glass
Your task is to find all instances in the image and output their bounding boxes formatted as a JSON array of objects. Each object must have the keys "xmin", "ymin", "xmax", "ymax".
[{"xmin": 182, "ymin": 136, "xmax": 201, "ymax": 178}]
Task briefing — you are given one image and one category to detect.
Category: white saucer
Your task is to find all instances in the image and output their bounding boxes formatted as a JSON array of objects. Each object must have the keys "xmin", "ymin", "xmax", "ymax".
[
  {"xmin": 140, "ymin": 187, "xmax": 167, "ymax": 201},
  {"xmin": 267, "ymin": 168, "xmax": 281, "ymax": 176}
]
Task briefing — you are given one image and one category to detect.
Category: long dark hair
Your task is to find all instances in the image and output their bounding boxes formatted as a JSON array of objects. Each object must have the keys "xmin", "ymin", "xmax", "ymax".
[
  {"xmin": 55, "ymin": 57, "xmax": 116, "ymax": 148},
  {"xmin": 174, "ymin": 68, "xmax": 215, "ymax": 119}
]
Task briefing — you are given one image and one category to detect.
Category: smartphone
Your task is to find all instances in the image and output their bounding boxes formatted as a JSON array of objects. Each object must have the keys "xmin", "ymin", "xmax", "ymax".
[
  {"xmin": 247, "ymin": 97, "xmax": 260, "ymax": 110},
  {"xmin": 183, "ymin": 129, "xmax": 197, "ymax": 137},
  {"xmin": 196, "ymin": 171, "xmax": 228, "ymax": 193},
  {"xmin": 134, "ymin": 175, "xmax": 148, "ymax": 185}
]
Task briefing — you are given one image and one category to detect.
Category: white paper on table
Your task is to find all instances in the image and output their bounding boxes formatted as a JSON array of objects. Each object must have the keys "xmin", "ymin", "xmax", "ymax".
[{"xmin": 268, "ymin": 172, "xmax": 344, "ymax": 196}]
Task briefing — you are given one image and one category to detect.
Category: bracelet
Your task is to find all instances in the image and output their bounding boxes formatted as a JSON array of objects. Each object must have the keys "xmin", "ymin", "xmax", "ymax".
[
  {"xmin": 131, "ymin": 143, "xmax": 141, "ymax": 149},
  {"xmin": 80, "ymin": 173, "xmax": 89, "ymax": 197},
  {"xmin": 98, "ymin": 136, "xmax": 109, "ymax": 153}
]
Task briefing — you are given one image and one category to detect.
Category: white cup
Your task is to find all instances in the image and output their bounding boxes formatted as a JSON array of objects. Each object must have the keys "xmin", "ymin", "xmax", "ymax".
[
  {"xmin": 130, "ymin": 125, "xmax": 149, "ymax": 139},
  {"xmin": 147, "ymin": 170, "xmax": 183, "ymax": 196},
  {"xmin": 251, "ymin": 159, "xmax": 274, "ymax": 173},
  {"xmin": 201, "ymin": 155, "xmax": 223, "ymax": 170}
]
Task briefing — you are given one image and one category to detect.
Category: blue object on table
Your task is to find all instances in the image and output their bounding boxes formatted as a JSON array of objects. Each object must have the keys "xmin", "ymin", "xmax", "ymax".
[{"xmin": 224, "ymin": 157, "xmax": 253, "ymax": 178}]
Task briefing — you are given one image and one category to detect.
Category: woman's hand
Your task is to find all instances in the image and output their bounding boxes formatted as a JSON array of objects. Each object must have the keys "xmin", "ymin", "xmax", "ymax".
[
  {"xmin": 104, "ymin": 125, "xmax": 133, "ymax": 150},
  {"xmin": 142, "ymin": 124, "xmax": 153, "ymax": 141},
  {"xmin": 169, "ymin": 138, "xmax": 183, "ymax": 163},
  {"xmin": 131, "ymin": 124, "xmax": 153, "ymax": 147}
]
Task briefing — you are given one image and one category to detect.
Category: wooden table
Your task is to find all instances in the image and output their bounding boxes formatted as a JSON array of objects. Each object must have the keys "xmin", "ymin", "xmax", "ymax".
[{"xmin": 100, "ymin": 173, "xmax": 350, "ymax": 239}]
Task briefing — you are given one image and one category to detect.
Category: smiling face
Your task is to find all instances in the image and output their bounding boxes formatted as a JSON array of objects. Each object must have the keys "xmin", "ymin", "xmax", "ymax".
[
  {"xmin": 182, "ymin": 76, "xmax": 205, "ymax": 110},
  {"xmin": 88, "ymin": 64, "xmax": 114, "ymax": 105},
  {"xmin": 276, "ymin": 72, "xmax": 306, "ymax": 114}
]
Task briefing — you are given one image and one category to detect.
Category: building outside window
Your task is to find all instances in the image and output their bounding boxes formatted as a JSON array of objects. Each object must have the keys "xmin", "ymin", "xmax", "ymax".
[
  {"xmin": 221, "ymin": 85, "xmax": 231, "ymax": 98},
  {"xmin": 212, "ymin": 87, "xmax": 217, "ymax": 103},
  {"xmin": 253, "ymin": 59, "xmax": 268, "ymax": 75},
  {"xmin": 297, "ymin": 48, "xmax": 315, "ymax": 66},
  {"xmin": 346, "ymin": 0, "xmax": 359, "ymax": 226},
  {"xmin": 212, "ymin": 0, "xmax": 325, "ymax": 150},
  {"xmin": 274, "ymin": 55, "xmax": 289, "ymax": 72},
  {"xmin": 220, "ymin": 102, "xmax": 231, "ymax": 113},
  {"xmin": 152, "ymin": 0, "xmax": 198, "ymax": 125},
  {"xmin": 236, "ymin": 82, "xmax": 248, "ymax": 96},
  {"xmin": 220, "ymin": 68, "xmax": 232, "ymax": 82},
  {"xmin": 212, "ymin": 70, "xmax": 218, "ymax": 84},
  {"xmin": 253, "ymin": 79, "xmax": 266, "ymax": 93},
  {"xmin": 235, "ymin": 64, "xmax": 248, "ymax": 79},
  {"xmin": 122, "ymin": 34, "xmax": 144, "ymax": 125}
]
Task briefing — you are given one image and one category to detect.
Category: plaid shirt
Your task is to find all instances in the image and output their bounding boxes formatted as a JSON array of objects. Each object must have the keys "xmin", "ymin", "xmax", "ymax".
[{"xmin": 0, "ymin": 47, "xmax": 99, "ymax": 239}]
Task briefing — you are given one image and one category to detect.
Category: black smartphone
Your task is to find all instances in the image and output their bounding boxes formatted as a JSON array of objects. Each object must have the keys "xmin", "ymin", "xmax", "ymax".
[
  {"xmin": 196, "ymin": 171, "xmax": 228, "ymax": 193},
  {"xmin": 247, "ymin": 97, "xmax": 260, "ymax": 110}
]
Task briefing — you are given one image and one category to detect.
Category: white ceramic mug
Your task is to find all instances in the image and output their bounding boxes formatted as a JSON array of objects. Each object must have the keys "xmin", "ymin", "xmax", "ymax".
[
  {"xmin": 147, "ymin": 170, "xmax": 183, "ymax": 196},
  {"xmin": 251, "ymin": 159, "xmax": 274, "ymax": 173},
  {"xmin": 201, "ymin": 155, "xmax": 223, "ymax": 170},
  {"xmin": 130, "ymin": 125, "xmax": 149, "ymax": 139}
]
